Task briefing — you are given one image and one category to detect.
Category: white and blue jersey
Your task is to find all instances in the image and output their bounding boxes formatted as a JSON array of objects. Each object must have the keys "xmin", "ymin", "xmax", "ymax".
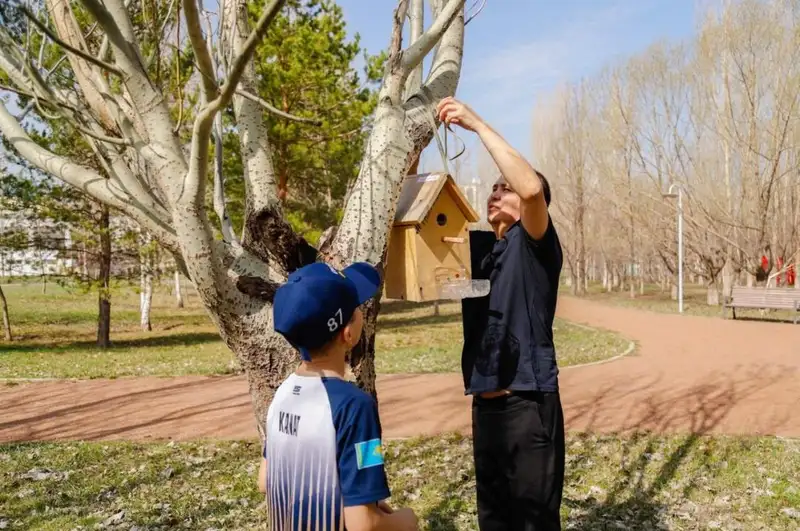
[{"xmin": 263, "ymin": 373, "xmax": 391, "ymax": 530}]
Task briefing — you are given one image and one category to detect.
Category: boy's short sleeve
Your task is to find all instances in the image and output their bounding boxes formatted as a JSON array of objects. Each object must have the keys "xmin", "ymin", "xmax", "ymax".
[{"xmin": 335, "ymin": 394, "xmax": 391, "ymax": 507}]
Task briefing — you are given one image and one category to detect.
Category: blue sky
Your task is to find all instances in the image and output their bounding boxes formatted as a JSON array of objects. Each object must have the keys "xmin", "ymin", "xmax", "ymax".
[{"xmin": 337, "ymin": 0, "xmax": 699, "ymax": 166}]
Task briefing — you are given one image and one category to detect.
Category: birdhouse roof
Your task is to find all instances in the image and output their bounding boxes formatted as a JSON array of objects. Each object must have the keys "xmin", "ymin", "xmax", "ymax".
[{"xmin": 393, "ymin": 173, "xmax": 480, "ymax": 226}]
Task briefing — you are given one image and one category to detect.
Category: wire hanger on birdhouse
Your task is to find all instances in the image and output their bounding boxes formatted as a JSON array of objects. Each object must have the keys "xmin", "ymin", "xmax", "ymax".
[{"xmin": 416, "ymin": 86, "xmax": 466, "ymax": 175}]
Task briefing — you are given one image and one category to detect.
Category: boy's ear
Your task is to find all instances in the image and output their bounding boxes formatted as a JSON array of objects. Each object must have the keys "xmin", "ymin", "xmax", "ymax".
[{"xmin": 340, "ymin": 321, "xmax": 356, "ymax": 345}]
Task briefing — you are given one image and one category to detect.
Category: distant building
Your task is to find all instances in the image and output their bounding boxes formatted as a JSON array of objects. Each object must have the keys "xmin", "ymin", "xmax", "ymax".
[{"xmin": 0, "ymin": 210, "xmax": 75, "ymax": 277}]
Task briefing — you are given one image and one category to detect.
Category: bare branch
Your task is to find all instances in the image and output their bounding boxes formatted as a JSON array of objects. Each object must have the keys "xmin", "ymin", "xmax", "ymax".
[
  {"xmin": 20, "ymin": 5, "xmax": 123, "ymax": 77},
  {"xmin": 212, "ymin": 111, "xmax": 238, "ymax": 244},
  {"xmin": 0, "ymin": 101, "xmax": 177, "ymax": 247},
  {"xmin": 401, "ymin": 0, "xmax": 465, "ymax": 75},
  {"xmin": 403, "ymin": 0, "xmax": 424, "ymax": 99},
  {"xmin": 235, "ymin": 89, "xmax": 322, "ymax": 125},
  {"xmin": 389, "ymin": 1, "xmax": 410, "ymax": 61},
  {"xmin": 81, "ymin": 0, "xmax": 189, "ymax": 205},
  {"xmin": 0, "ymin": 82, "xmax": 35, "ymax": 100},
  {"xmin": 183, "ymin": 0, "xmax": 286, "ymax": 210},
  {"xmin": 218, "ymin": 0, "xmax": 285, "ymax": 108},
  {"xmin": 182, "ymin": 0, "xmax": 218, "ymax": 100},
  {"xmin": 71, "ymin": 122, "xmax": 132, "ymax": 146},
  {"xmin": 44, "ymin": 0, "xmax": 119, "ymax": 131}
]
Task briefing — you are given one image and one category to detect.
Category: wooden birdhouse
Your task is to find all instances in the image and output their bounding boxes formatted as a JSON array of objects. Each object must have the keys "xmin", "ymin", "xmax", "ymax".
[{"xmin": 383, "ymin": 173, "xmax": 480, "ymax": 302}]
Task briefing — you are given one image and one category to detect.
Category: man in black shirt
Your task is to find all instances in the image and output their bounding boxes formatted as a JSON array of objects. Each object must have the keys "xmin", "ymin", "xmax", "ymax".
[{"xmin": 437, "ymin": 97, "xmax": 565, "ymax": 531}]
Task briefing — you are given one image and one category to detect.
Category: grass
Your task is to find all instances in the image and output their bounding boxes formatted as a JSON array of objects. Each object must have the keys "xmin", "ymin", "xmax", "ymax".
[
  {"xmin": 583, "ymin": 281, "xmax": 800, "ymax": 322},
  {"xmin": 1, "ymin": 435, "xmax": 798, "ymax": 530},
  {"xmin": 0, "ymin": 282, "xmax": 631, "ymax": 380},
  {"xmin": 376, "ymin": 300, "xmax": 630, "ymax": 374}
]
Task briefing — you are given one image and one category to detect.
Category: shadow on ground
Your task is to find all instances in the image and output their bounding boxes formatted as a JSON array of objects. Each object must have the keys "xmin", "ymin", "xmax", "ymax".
[
  {"xmin": 0, "ymin": 332, "xmax": 222, "ymax": 354},
  {"xmin": 380, "ymin": 300, "xmax": 441, "ymax": 315},
  {"xmin": 378, "ymin": 311, "xmax": 462, "ymax": 331},
  {"xmin": 561, "ymin": 363, "xmax": 791, "ymax": 530}
]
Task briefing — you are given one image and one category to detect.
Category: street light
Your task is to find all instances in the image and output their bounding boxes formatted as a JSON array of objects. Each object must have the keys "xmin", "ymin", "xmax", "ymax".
[{"xmin": 663, "ymin": 183, "xmax": 684, "ymax": 314}]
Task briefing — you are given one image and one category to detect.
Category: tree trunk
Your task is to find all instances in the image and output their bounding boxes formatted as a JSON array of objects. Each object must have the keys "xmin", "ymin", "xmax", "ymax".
[
  {"xmin": 41, "ymin": 274, "xmax": 47, "ymax": 294},
  {"xmin": 707, "ymin": 283, "xmax": 720, "ymax": 306},
  {"xmin": 671, "ymin": 283, "xmax": 678, "ymax": 301},
  {"xmin": 639, "ymin": 278, "xmax": 644, "ymax": 295},
  {"xmin": 97, "ymin": 205, "xmax": 111, "ymax": 349},
  {"xmin": 584, "ymin": 267, "xmax": 590, "ymax": 294},
  {"xmin": 174, "ymin": 269, "xmax": 184, "ymax": 308},
  {"xmin": 140, "ymin": 233, "xmax": 153, "ymax": 332},
  {"xmin": 722, "ymin": 259, "xmax": 734, "ymax": 298},
  {"xmin": 0, "ymin": 283, "xmax": 11, "ymax": 341},
  {"xmin": 746, "ymin": 271, "xmax": 755, "ymax": 287},
  {"xmin": 81, "ymin": 243, "xmax": 89, "ymax": 278},
  {"xmin": 140, "ymin": 265, "xmax": 153, "ymax": 332}
]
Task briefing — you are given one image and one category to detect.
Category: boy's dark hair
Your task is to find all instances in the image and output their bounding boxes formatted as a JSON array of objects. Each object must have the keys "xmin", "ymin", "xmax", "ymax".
[{"xmin": 535, "ymin": 170, "xmax": 552, "ymax": 206}]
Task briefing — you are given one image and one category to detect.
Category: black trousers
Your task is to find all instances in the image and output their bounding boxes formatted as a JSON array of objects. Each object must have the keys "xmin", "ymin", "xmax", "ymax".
[{"xmin": 472, "ymin": 391, "xmax": 565, "ymax": 531}]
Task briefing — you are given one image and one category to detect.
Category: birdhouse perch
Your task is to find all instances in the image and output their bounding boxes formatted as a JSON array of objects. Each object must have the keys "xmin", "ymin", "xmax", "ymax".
[{"xmin": 383, "ymin": 173, "xmax": 480, "ymax": 302}]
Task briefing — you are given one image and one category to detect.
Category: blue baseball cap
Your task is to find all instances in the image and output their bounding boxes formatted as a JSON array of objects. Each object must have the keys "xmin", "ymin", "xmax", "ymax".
[{"xmin": 273, "ymin": 262, "xmax": 381, "ymax": 359}]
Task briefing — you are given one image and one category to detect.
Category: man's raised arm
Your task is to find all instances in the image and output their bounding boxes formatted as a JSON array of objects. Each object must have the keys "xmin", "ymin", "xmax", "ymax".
[{"xmin": 436, "ymin": 97, "xmax": 549, "ymax": 240}]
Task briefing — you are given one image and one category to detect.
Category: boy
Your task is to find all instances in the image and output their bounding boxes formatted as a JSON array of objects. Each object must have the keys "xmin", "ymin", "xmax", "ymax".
[{"xmin": 257, "ymin": 261, "xmax": 419, "ymax": 531}]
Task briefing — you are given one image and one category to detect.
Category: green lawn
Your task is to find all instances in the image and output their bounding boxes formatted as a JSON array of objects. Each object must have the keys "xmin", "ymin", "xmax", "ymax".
[
  {"xmin": 582, "ymin": 281, "xmax": 800, "ymax": 322},
  {"xmin": 1, "ymin": 435, "xmax": 798, "ymax": 530},
  {"xmin": 0, "ymin": 282, "xmax": 631, "ymax": 379},
  {"xmin": 376, "ymin": 300, "xmax": 630, "ymax": 373}
]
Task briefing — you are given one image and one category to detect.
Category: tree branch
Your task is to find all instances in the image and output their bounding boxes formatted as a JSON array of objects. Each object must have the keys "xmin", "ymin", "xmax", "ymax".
[
  {"xmin": 183, "ymin": 0, "xmax": 285, "ymax": 212},
  {"xmin": 401, "ymin": 0, "xmax": 465, "ymax": 75},
  {"xmin": 212, "ymin": 110, "xmax": 238, "ymax": 244},
  {"xmin": 70, "ymin": 120, "xmax": 132, "ymax": 146},
  {"xmin": 389, "ymin": 1, "xmax": 410, "ymax": 61},
  {"xmin": 235, "ymin": 89, "xmax": 322, "ymax": 125},
  {"xmin": 403, "ymin": 0, "xmax": 424, "ymax": 99},
  {"xmin": 0, "ymin": 101, "xmax": 177, "ymax": 248},
  {"xmin": 182, "ymin": 0, "xmax": 218, "ymax": 101},
  {"xmin": 217, "ymin": 0, "xmax": 285, "ymax": 108},
  {"xmin": 81, "ymin": 0, "xmax": 189, "ymax": 205},
  {"xmin": 20, "ymin": 5, "xmax": 123, "ymax": 77}
]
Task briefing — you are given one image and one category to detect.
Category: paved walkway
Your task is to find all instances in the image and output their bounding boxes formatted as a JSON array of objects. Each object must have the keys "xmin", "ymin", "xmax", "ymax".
[{"xmin": 2, "ymin": 297, "xmax": 799, "ymax": 442}]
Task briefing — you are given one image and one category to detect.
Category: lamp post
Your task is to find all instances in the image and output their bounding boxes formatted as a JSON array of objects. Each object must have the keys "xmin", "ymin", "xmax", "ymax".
[{"xmin": 663, "ymin": 183, "xmax": 684, "ymax": 313}]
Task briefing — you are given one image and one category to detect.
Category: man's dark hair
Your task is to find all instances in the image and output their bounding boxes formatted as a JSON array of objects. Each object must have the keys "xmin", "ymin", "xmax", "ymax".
[{"xmin": 535, "ymin": 171, "xmax": 551, "ymax": 206}]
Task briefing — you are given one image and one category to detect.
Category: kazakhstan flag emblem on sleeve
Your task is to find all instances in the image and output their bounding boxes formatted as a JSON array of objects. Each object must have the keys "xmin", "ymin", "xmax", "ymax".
[{"xmin": 355, "ymin": 438, "xmax": 384, "ymax": 470}]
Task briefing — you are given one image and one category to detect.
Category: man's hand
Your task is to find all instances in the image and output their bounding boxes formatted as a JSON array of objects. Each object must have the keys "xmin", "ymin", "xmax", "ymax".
[{"xmin": 436, "ymin": 97, "xmax": 485, "ymax": 132}]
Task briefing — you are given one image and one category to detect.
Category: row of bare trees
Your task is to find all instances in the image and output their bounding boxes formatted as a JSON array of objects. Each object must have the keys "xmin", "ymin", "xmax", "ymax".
[{"xmin": 533, "ymin": 0, "xmax": 800, "ymax": 302}]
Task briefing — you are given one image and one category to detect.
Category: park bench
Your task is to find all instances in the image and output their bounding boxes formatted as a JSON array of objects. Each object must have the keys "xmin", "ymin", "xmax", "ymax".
[{"xmin": 722, "ymin": 286, "xmax": 800, "ymax": 323}]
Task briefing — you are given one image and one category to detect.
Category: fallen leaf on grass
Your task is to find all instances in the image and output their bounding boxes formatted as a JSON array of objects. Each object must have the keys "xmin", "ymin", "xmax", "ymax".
[
  {"xmin": 101, "ymin": 510, "xmax": 125, "ymax": 527},
  {"xmin": 20, "ymin": 468, "xmax": 69, "ymax": 481}
]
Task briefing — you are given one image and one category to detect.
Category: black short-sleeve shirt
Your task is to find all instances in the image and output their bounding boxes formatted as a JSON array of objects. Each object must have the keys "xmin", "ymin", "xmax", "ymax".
[{"xmin": 461, "ymin": 218, "xmax": 563, "ymax": 394}]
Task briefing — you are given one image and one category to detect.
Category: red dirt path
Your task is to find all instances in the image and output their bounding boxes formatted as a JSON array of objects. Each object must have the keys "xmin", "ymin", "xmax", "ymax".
[{"xmin": 1, "ymin": 297, "xmax": 799, "ymax": 442}]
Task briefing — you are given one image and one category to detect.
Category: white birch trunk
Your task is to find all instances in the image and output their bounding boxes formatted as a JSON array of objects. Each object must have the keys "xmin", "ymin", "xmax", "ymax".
[{"xmin": 174, "ymin": 270, "xmax": 184, "ymax": 308}]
